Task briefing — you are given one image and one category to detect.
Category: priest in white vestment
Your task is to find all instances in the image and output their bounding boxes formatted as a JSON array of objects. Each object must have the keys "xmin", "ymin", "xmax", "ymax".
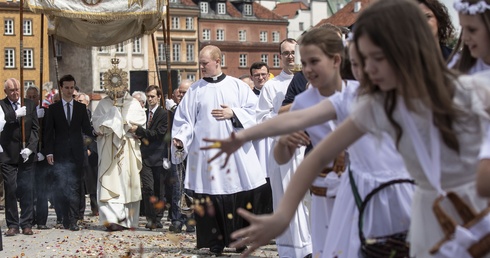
[
  {"xmin": 92, "ymin": 91, "xmax": 146, "ymax": 231},
  {"xmin": 172, "ymin": 45, "xmax": 266, "ymax": 255}
]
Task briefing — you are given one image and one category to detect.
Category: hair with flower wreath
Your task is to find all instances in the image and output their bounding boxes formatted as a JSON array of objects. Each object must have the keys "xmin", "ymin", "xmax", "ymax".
[
  {"xmin": 454, "ymin": 0, "xmax": 490, "ymax": 14},
  {"xmin": 449, "ymin": 0, "xmax": 490, "ymax": 73}
]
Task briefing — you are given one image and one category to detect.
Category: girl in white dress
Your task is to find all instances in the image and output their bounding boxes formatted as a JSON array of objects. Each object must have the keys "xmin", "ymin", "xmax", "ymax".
[
  {"xmin": 202, "ymin": 29, "xmax": 414, "ymax": 257},
  {"xmin": 321, "ymin": 42, "xmax": 413, "ymax": 258},
  {"xmin": 216, "ymin": 1, "xmax": 490, "ymax": 257},
  {"xmin": 448, "ymin": 0, "xmax": 490, "ymax": 74},
  {"xmin": 278, "ymin": 26, "xmax": 347, "ymax": 257}
]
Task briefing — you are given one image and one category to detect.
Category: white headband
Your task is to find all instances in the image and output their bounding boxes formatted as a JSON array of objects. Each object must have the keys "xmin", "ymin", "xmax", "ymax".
[{"xmin": 454, "ymin": 0, "xmax": 490, "ymax": 15}]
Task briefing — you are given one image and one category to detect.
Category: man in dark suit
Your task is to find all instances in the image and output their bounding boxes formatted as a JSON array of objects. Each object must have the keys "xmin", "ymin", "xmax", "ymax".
[
  {"xmin": 43, "ymin": 74, "xmax": 96, "ymax": 231},
  {"xmin": 25, "ymin": 86, "xmax": 51, "ymax": 230},
  {"xmin": 131, "ymin": 85, "xmax": 169, "ymax": 230},
  {"xmin": 0, "ymin": 78, "xmax": 39, "ymax": 236}
]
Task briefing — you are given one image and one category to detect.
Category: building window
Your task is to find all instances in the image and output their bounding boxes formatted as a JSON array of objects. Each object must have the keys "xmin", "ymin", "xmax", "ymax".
[
  {"xmin": 217, "ymin": 2, "xmax": 226, "ymax": 14},
  {"xmin": 24, "ymin": 80, "xmax": 34, "ymax": 88},
  {"xmin": 173, "ymin": 43, "xmax": 181, "ymax": 62},
  {"xmin": 238, "ymin": 30, "xmax": 246, "ymax": 42},
  {"xmin": 221, "ymin": 54, "xmax": 226, "ymax": 67},
  {"xmin": 186, "ymin": 44, "xmax": 194, "ymax": 62},
  {"xmin": 261, "ymin": 54, "xmax": 268, "ymax": 64},
  {"xmin": 273, "ymin": 54, "xmax": 280, "ymax": 67},
  {"xmin": 217, "ymin": 29, "xmax": 224, "ymax": 41},
  {"xmin": 132, "ymin": 37, "xmax": 142, "ymax": 53},
  {"xmin": 186, "ymin": 17, "xmax": 193, "ymax": 30},
  {"xmin": 116, "ymin": 42, "xmax": 125, "ymax": 53},
  {"xmin": 202, "ymin": 29, "xmax": 211, "ymax": 40},
  {"xmin": 260, "ymin": 31, "xmax": 267, "ymax": 42},
  {"xmin": 98, "ymin": 46, "xmax": 108, "ymax": 53},
  {"xmin": 23, "ymin": 49, "xmax": 34, "ymax": 68},
  {"xmin": 54, "ymin": 41, "xmax": 62, "ymax": 57},
  {"xmin": 272, "ymin": 31, "xmax": 280, "ymax": 43},
  {"xmin": 299, "ymin": 22, "xmax": 304, "ymax": 31},
  {"xmin": 171, "ymin": 17, "xmax": 180, "ymax": 29},
  {"xmin": 23, "ymin": 20, "xmax": 32, "ymax": 35},
  {"xmin": 4, "ymin": 19, "xmax": 14, "ymax": 35},
  {"xmin": 200, "ymin": 2, "xmax": 208, "ymax": 14},
  {"xmin": 244, "ymin": 4, "xmax": 252, "ymax": 16},
  {"xmin": 239, "ymin": 54, "xmax": 247, "ymax": 67},
  {"xmin": 5, "ymin": 48, "xmax": 15, "ymax": 68},
  {"xmin": 99, "ymin": 72, "xmax": 105, "ymax": 90},
  {"xmin": 158, "ymin": 43, "xmax": 166, "ymax": 61},
  {"xmin": 187, "ymin": 74, "xmax": 196, "ymax": 81}
]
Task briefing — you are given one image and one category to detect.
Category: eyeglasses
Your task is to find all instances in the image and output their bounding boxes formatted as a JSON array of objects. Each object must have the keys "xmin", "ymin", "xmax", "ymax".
[
  {"xmin": 252, "ymin": 73, "xmax": 269, "ymax": 79},
  {"xmin": 281, "ymin": 51, "xmax": 295, "ymax": 57}
]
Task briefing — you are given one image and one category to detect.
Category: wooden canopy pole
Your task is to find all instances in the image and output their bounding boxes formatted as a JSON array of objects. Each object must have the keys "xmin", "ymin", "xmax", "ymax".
[
  {"xmin": 38, "ymin": 13, "xmax": 44, "ymax": 149},
  {"xmin": 162, "ymin": 0, "xmax": 172, "ymax": 100},
  {"xmin": 19, "ymin": 0, "xmax": 26, "ymax": 148},
  {"xmin": 151, "ymin": 33, "xmax": 164, "ymax": 107}
]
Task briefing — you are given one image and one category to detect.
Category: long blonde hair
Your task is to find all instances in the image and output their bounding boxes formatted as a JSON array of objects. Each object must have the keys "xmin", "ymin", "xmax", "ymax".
[{"xmin": 354, "ymin": 0, "xmax": 460, "ymax": 151}]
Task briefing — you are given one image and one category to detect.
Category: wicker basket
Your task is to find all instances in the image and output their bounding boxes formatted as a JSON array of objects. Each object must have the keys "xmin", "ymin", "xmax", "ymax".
[
  {"xmin": 429, "ymin": 192, "xmax": 490, "ymax": 258},
  {"xmin": 349, "ymin": 168, "xmax": 413, "ymax": 258}
]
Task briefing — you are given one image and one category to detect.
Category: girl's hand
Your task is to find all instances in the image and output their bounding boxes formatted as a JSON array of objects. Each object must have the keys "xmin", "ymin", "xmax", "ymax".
[
  {"xmin": 230, "ymin": 208, "xmax": 289, "ymax": 257},
  {"xmin": 201, "ymin": 132, "xmax": 245, "ymax": 167},
  {"xmin": 278, "ymin": 131, "xmax": 310, "ymax": 148}
]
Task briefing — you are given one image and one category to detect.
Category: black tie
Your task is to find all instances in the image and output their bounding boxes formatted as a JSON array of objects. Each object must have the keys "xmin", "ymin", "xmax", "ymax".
[
  {"xmin": 14, "ymin": 102, "xmax": 18, "ymax": 110},
  {"xmin": 66, "ymin": 102, "xmax": 71, "ymax": 123}
]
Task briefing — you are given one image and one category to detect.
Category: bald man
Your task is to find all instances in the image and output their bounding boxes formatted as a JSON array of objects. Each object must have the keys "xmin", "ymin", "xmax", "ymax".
[
  {"xmin": 171, "ymin": 45, "xmax": 265, "ymax": 255},
  {"xmin": 0, "ymin": 78, "xmax": 39, "ymax": 236}
]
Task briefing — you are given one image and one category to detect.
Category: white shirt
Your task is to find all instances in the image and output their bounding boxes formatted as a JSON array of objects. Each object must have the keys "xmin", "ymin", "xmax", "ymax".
[{"xmin": 61, "ymin": 99, "xmax": 74, "ymax": 121}]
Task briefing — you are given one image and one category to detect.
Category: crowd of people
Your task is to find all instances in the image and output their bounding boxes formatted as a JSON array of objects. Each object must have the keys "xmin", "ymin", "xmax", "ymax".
[{"xmin": 2, "ymin": 0, "xmax": 490, "ymax": 257}]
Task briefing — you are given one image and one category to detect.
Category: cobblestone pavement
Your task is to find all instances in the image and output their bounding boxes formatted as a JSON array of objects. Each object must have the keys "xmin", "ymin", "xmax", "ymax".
[{"xmin": 0, "ymin": 202, "xmax": 278, "ymax": 258}]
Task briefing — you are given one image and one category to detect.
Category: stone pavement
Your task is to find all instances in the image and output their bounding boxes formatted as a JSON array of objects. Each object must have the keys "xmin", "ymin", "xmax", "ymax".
[{"xmin": 0, "ymin": 201, "xmax": 278, "ymax": 258}]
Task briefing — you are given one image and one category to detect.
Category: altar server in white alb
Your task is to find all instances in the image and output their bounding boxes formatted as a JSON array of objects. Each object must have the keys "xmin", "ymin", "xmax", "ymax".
[
  {"xmin": 255, "ymin": 37, "xmax": 313, "ymax": 258},
  {"xmin": 171, "ymin": 45, "xmax": 266, "ymax": 255}
]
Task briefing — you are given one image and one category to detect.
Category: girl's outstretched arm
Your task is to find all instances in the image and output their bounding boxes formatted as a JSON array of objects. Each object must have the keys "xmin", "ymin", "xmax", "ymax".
[
  {"xmin": 229, "ymin": 118, "xmax": 365, "ymax": 257},
  {"xmin": 202, "ymin": 99, "xmax": 337, "ymax": 165},
  {"xmin": 477, "ymin": 159, "xmax": 490, "ymax": 197},
  {"xmin": 273, "ymin": 131, "xmax": 310, "ymax": 164}
]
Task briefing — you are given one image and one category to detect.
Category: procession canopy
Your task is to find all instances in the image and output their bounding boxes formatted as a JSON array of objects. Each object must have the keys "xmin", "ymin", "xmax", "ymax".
[{"xmin": 26, "ymin": 0, "xmax": 166, "ymax": 46}]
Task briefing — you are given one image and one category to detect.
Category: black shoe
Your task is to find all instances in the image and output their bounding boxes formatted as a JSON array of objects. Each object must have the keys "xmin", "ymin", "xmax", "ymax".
[
  {"xmin": 236, "ymin": 246, "xmax": 247, "ymax": 253},
  {"xmin": 210, "ymin": 245, "xmax": 224, "ymax": 256},
  {"xmin": 106, "ymin": 223, "xmax": 126, "ymax": 232},
  {"xmin": 303, "ymin": 254, "xmax": 312, "ymax": 258},
  {"xmin": 145, "ymin": 222, "xmax": 157, "ymax": 230},
  {"xmin": 69, "ymin": 224, "xmax": 80, "ymax": 231},
  {"xmin": 169, "ymin": 221, "xmax": 182, "ymax": 233},
  {"xmin": 0, "ymin": 205, "xmax": 5, "ymax": 210},
  {"xmin": 185, "ymin": 224, "xmax": 196, "ymax": 233},
  {"xmin": 37, "ymin": 225, "xmax": 50, "ymax": 230},
  {"xmin": 55, "ymin": 221, "xmax": 64, "ymax": 229},
  {"xmin": 156, "ymin": 221, "xmax": 163, "ymax": 229}
]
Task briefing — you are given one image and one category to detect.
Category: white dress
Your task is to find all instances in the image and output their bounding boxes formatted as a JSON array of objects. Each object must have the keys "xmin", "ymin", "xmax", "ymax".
[
  {"xmin": 290, "ymin": 82, "xmax": 351, "ymax": 257},
  {"xmin": 350, "ymin": 74, "xmax": 490, "ymax": 258},
  {"xmin": 258, "ymin": 71, "xmax": 312, "ymax": 258},
  {"xmin": 323, "ymin": 83, "xmax": 414, "ymax": 258}
]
